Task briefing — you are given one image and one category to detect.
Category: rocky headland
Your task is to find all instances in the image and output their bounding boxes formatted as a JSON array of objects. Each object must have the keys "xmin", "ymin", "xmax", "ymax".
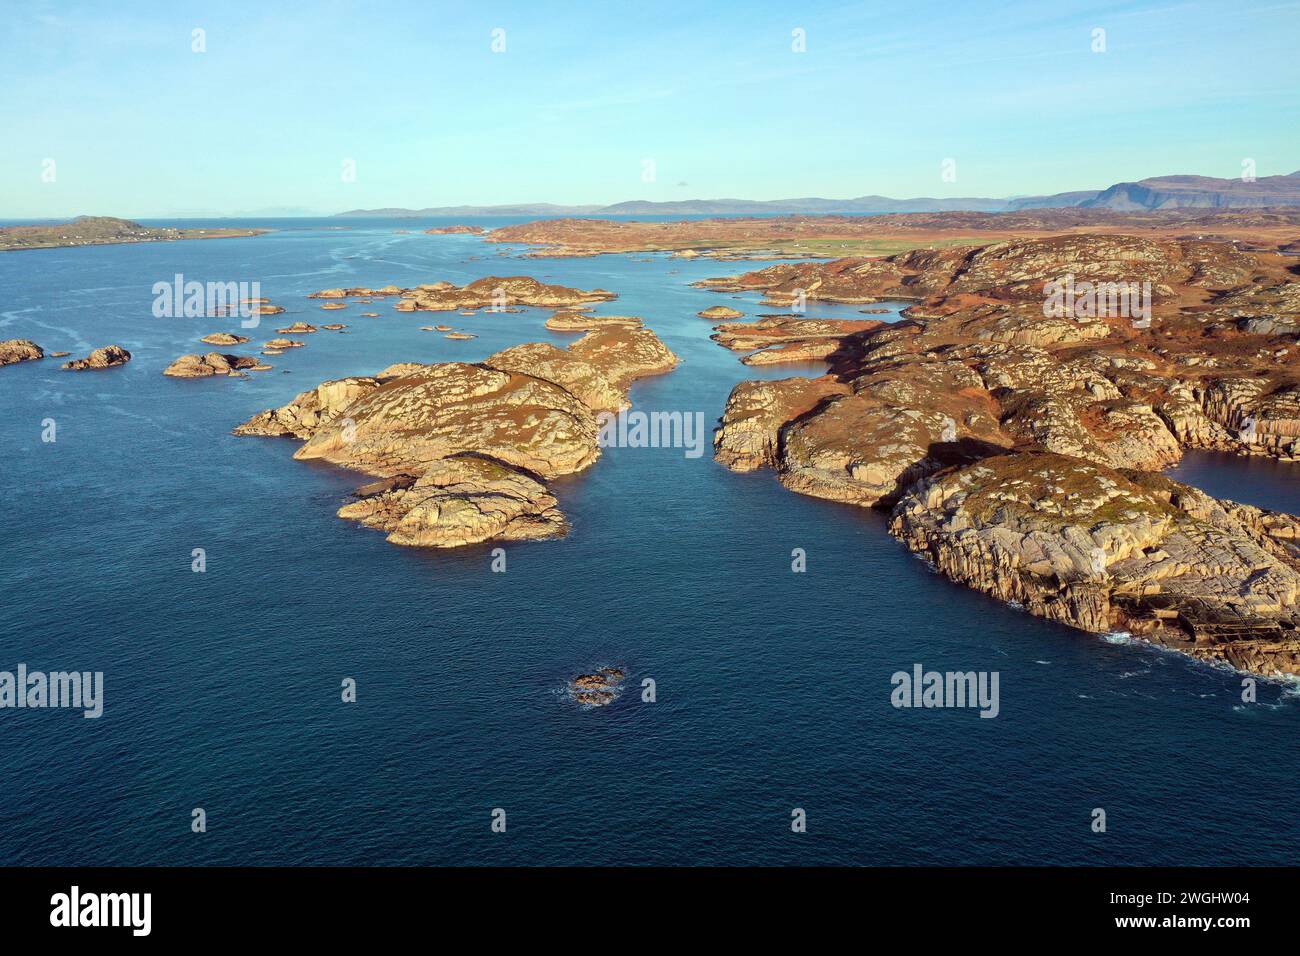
[
  {"xmin": 233, "ymin": 320, "xmax": 677, "ymax": 548},
  {"xmin": 710, "ymin": 234, "xmax": 1300, "ymax": 676}
]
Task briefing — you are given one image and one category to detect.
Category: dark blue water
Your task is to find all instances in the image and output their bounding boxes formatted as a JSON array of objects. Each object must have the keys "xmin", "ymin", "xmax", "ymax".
[{"xmin": 2, "ymin": 219, "xmax": 1298, "ymax": 865}]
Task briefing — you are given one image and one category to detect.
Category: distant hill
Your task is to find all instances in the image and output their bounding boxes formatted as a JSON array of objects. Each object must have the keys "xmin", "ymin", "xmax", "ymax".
[
  {"xmin": 1081, "ymin": 172, "xmax": 1300, "ymax": 210},
  {"xmin": 337, "ymin": 203, "xmax": 605, "ymax": 217},
  {"xmin": 335, "ymin": 170, "xmax": 1300, "ymax": 217},
  {"xmin": 0, "ymin": 215, "xmax": 264, "ymax": 251}
]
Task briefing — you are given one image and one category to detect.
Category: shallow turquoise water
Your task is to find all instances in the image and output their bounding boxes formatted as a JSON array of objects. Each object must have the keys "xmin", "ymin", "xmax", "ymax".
[{"xmin": 1, "ymin": 219, "xmax": 1297, "ymax": 865}]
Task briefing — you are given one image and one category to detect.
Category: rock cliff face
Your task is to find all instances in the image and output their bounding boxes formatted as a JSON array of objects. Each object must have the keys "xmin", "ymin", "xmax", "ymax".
[
  {"xmin": 234, "ymin": 323, "xmax": 676, "ymax": 548},
  {"xmin": 711, "ymin": 234, "xmax": 1300, "ymax": 675},
  {"xmin": 0, "ymin": 340, "xmax": 44, "ymax": 367},
  {"xmin": 711, "ymin": 316, "xmax": 886, "ymax": 366},
  {"xmin": 891, "ymin": 454, "xmax": 1300, "ymax": 676}
]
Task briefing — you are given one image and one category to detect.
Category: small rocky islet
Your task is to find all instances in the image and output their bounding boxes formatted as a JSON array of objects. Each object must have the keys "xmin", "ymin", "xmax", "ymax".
[
  {"xmin": 164, "ymin": 352, "xmax": 272, "ymax": 377},
  {"xmin": 567, "ymin": 667, "xmax": 626, "ymax": 707},
  {"xmin": 2, "ymin": 340, "xmax": 133, "ymax": 371},
  {"xmin": 61, "ymin": 345, "xmax": 132, "ymax": 371}
]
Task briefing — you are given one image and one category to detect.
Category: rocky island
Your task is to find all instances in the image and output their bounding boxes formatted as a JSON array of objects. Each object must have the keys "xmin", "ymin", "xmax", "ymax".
[
  {"xmin": 164, "ymin": 353, "xmax": 272, "ymax": 377},
  {"xmin": 709, "ymin": 234, "xmax": 1300, "ymax": 677},
  {"xmin": 233, "ymin": 301, "xmax": 677, "ymax": 548},
  {"xmin": 0, "ymin": 340, "xmax": 45, "ymax": 367},
  {"xmin": 309, "ymin": 275, "xmax": 615, "ymax": 312},
  {"xmin": 424, "ymin": 224, "xmax": 487, "ymax": 235},
  {"xmin": 61, "ymin": 345, "xmax": 131, "ymax": 370}
]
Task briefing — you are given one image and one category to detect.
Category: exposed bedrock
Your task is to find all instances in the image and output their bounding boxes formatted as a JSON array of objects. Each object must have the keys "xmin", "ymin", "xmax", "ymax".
[
  {"xmin": 234, "ymin": 322, "xmax": 677, "ymax": 548},
  {"xmin": 710, "ymin": 234, "xmax": 1300, "ymax": 674}
]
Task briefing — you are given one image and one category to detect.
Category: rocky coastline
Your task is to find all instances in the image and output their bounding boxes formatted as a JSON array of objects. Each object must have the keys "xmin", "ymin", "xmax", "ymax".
[{"xmin": 710, "ymin": 234, "xmax": 1300, "ymax": 677}]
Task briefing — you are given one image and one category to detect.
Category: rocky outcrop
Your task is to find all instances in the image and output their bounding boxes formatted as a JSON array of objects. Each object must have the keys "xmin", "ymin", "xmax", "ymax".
[
  {"xmin": 0, "ymin": 339, "xmax": 44, "ymax": 367},
  {"xmin": 711, "ymin": 316, "xmax": 886, "ymax": 366},
  {"xmin": 567, "ymin": 667, "xmax": 626, "ymax": 707},
  {"xmin": 61, "ymin": 345, "xmax": 130, "ymax": 370},
  {"xmin": 713, "ymin": 377, "xmax": 849, "ymax": 472},
  {"xmin": 164, "ymin": 353, "xmax": 271, "ymax": 377},
  {"xmin": 890, "ymin": 453, "xmax": 1300, "ymax": 676},
  {"xmin": 698, "ymin": 305, "xmax": 744, "ymax": 320},
  {"xmin": 710, "ymin": 234, "xmax": 1300, "ymax": 675},
  {"xmin": 312, "ymin": 276, "xmax": 615, "ymax": 312},
  {"xmin": 200, "ymin": 332, "xmax": 250, "ymax": 346},
  {"xmin": 545, "ymin": 313, "xmax": 642, "ymax": 332},
  {"xmin": 234, "ymin": 320, "xmax": 677, "ymax": 548},
  {"xmin": 337, "ymin": 455, "xmax": 566, "ymax": 547}
]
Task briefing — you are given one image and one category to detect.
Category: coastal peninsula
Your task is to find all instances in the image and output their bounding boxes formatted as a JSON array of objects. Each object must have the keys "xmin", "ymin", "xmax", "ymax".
[
  {"xmin": 708, "ymin": 234, "xmax": 1300, "ymax": 676},
  {"xmin": 0, "ymin": 216, "xmax": 265, "ymax": 252}
]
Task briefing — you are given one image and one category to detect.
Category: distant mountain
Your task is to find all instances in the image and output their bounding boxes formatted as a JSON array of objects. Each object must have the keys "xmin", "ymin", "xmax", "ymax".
[
  {"xmin": 337, "ymin": 203, "xmax": 605, "ymax": 217},
  {"xmin": 1081, "ymin": 172, "xmax": 1300, "ymax": 210},
  {"xmin": 336, "ymin": 170, "xmax": 1300, "ymax": 218},
  {"xmin": 1006, "ymin": 190, "xmax": 1103, "ymax": 210}
]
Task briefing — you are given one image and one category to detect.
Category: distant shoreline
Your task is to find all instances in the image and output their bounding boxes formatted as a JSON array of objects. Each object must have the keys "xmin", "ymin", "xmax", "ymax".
[{"xmin": 0, "ymin": 216, "xmax": 268, "ymax": 252}]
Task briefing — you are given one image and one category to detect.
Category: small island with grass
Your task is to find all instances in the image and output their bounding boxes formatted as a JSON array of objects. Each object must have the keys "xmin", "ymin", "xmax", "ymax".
[{"xmin": 0, "ymin": 215, "xmax": 266, "ymax": 252}]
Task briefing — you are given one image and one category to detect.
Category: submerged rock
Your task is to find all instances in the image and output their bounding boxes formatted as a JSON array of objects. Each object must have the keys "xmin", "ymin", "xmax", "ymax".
[{"xmin": 567, "ymin": 667, "xmax": 626, "ymax": 706}]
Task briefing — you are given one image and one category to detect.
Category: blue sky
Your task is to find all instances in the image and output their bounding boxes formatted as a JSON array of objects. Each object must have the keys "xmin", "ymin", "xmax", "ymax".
[{"xmin": 2, "ymin": 0, "xmax": 1298, "ymax": 217}]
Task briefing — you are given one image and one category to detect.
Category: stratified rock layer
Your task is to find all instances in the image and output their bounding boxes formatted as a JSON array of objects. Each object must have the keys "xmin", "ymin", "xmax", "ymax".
[{"xmin": 891, "ymin": 453, "xmax": 1300, "ymax": 676}]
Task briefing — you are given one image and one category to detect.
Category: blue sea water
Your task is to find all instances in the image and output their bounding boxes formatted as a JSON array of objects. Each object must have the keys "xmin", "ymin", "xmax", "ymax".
[{"xmin": 1, "ymin": 219, "xmax": 1298, "ymax": 866}]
